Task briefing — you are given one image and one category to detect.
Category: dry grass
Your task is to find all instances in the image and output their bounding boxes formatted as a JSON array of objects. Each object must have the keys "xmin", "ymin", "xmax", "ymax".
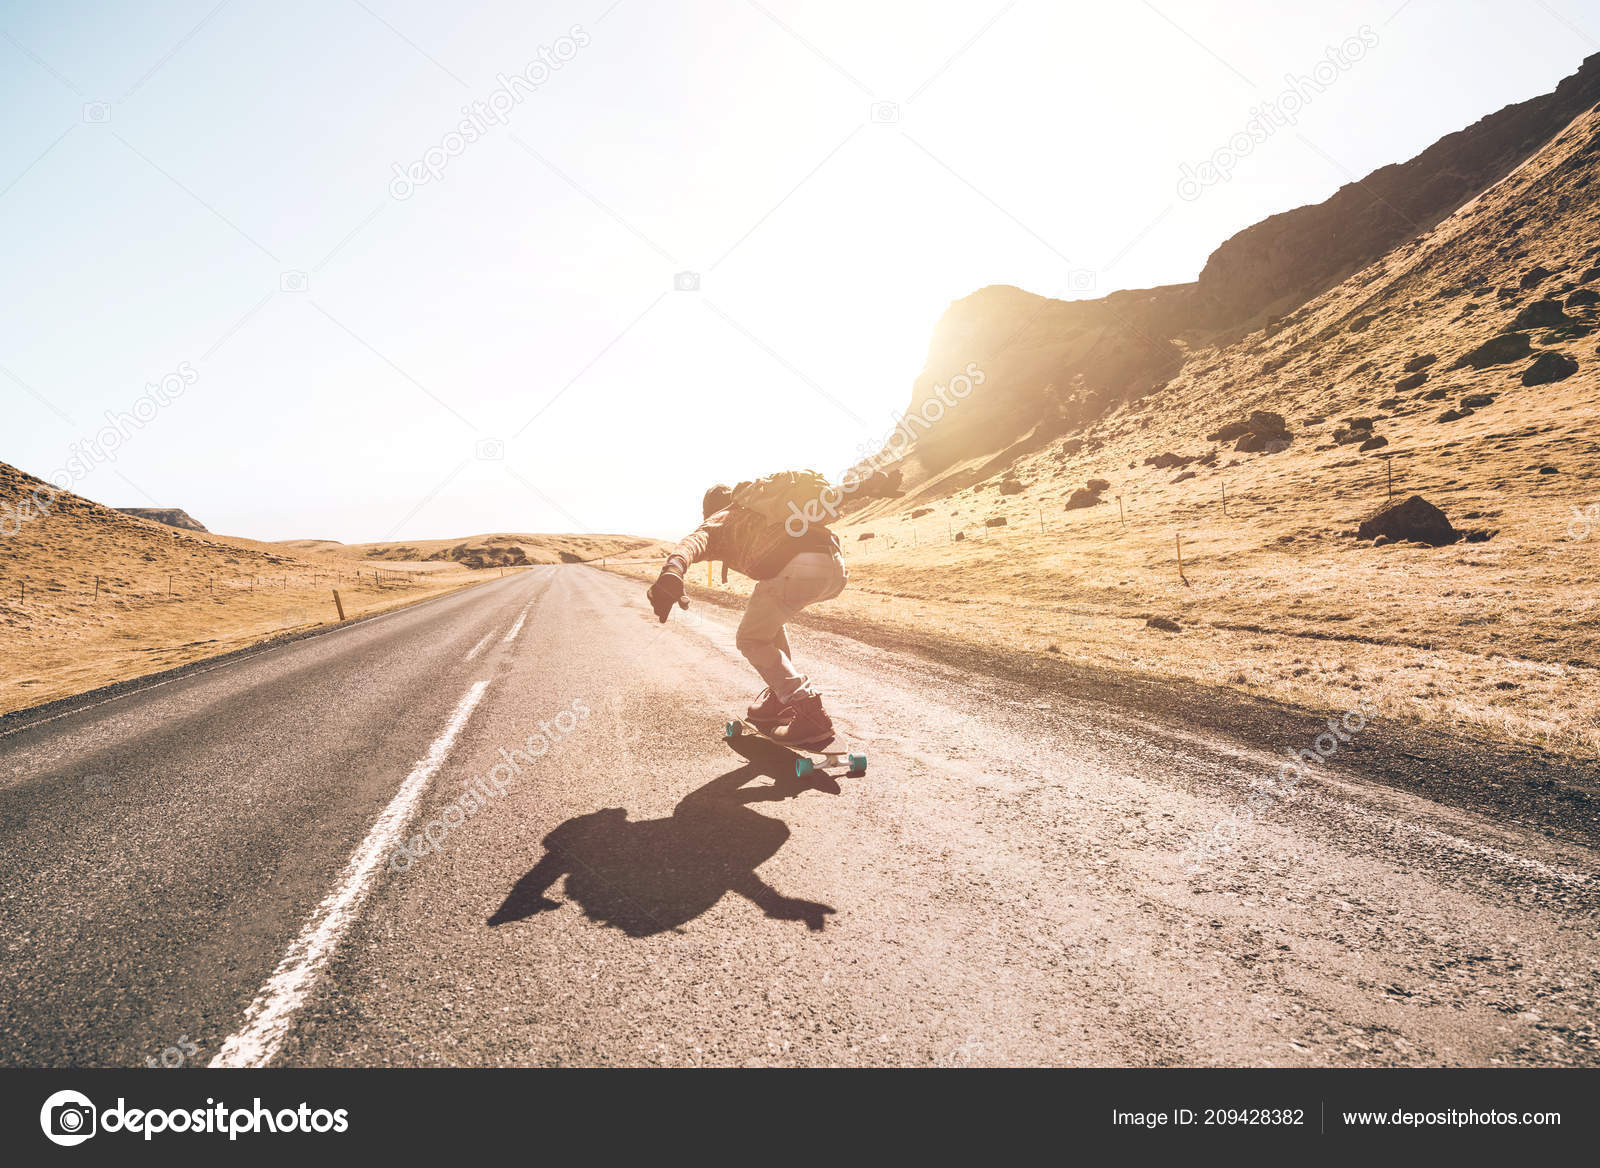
[
  {"xmin": 618, "ymin": 104, "xmax": 1600, "ymax": 761},
  {"xmin": 0, "ymin": 465, "xmax": 652, "ymax": 715}
]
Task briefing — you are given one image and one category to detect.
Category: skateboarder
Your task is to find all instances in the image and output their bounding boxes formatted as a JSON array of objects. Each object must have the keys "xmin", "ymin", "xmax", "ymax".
[{"xmin": 647, "ymin": 474, "xmax": 846, "ymax": 748}]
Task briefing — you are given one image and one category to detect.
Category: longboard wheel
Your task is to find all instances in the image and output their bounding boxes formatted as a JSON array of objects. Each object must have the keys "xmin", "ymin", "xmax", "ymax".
[
  {"xmin": 794, "ymin": 757, "xmax": 814, "ymax": 778},
  {"xmin": 848, "ymin": 752, "xmax": 867, "ymax": 773},
  {"xmin": 725, "ymin": 720, "xmax": 741, "ymax": 739}
]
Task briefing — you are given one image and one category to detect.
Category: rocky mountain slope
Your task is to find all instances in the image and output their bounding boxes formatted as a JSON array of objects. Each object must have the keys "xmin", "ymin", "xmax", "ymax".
[
  {"xmin": 814, "ymin": 54, "xmax": 1600, "ymax": 759},
  {"xmin": 861, "ymin": 52, "xmax": 1600, "ymax": 506}
]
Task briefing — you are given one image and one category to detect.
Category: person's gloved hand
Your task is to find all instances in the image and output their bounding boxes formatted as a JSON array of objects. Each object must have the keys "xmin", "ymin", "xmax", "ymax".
[{"xmin": 647, "ymin": 571, "xmax": 688, "ymax": 623}]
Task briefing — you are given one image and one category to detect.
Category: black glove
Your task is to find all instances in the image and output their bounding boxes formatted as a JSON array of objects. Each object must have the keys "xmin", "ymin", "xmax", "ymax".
[{"xmin": 647, "ymin": 571, "xmax": 688, "ymax": 623}]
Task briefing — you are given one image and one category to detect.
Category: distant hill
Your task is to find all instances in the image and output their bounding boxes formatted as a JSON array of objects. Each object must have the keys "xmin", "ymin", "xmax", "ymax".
[
  {"xmin": 281, "ymin": 533, "xmax": 665, "ymax": 569},
  {"xmin": 114, "ymin": 507, "xmax": 208, "ymax": 532}
]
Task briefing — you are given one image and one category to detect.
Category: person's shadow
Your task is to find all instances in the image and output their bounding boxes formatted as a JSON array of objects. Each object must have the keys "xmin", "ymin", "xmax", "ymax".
[{"xmin": 487, "ymin": 738, "xmax": 840, "ymax": 936}]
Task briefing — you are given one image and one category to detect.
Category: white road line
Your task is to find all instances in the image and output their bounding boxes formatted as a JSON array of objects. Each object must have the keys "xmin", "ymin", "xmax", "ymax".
[
  {"xmin": 465, "ymin": 632, "xmax": 495, "ymax": 661},
  {"xmin": 503, "ymin": 609, "xmax": 529, "ymax": 643},
  {"xmin": 210, "ymin": 680, "xmax": 490, "ymax": 1068}
]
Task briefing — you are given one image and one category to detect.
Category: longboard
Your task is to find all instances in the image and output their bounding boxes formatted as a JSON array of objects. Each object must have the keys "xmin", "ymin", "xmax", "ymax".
[{"xmin": 724, "ymin": 718, "xmax": 867, "ymax": 778}]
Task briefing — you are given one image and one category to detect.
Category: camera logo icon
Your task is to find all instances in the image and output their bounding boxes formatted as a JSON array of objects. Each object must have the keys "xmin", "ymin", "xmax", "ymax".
[
  {"xmin": 869, "ymin": 101, "xmax": 900, "ymax": 124},
  {"xmin": 279, "ymin": 271, "xmax": 309, "ymax": 293},
  {"xmin": 1067, "ymin": 268, "xmax": 1097, "ymax": 293},
  {"xmin": 474, "ymin": 438, "xmax": 505, "ymax": 460},
  {"xmin": 41, "ymin": 1090, "xmax": 97, "ymax": 1146},
  {"xmin": 82, "ymin": 102, "xmax": 112, "ymax": 124},
  {"xmin": 673, "ymin": 270, "xmax": 700, "ymax": 292}
]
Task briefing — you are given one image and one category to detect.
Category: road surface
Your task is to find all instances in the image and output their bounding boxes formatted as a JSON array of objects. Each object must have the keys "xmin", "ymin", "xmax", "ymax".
[{"xmin": 1, "ymin": 565, "xmax": 1596, "ymax": 1067}]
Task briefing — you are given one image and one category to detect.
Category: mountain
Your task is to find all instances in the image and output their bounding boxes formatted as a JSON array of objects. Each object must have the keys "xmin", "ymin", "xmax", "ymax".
[
  {"xmin": 814, "ymin": 53, "xmax": 1600, "ymax": 759},
  {"xmin": 862, "ymin": 52, "xmax": 1600, "ymax": 505}
]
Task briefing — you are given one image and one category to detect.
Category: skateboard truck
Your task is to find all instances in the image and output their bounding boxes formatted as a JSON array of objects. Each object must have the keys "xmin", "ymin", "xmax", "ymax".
[{"xmin": 724, "ymin": 719, "xmax": 867, "ymax": 778}]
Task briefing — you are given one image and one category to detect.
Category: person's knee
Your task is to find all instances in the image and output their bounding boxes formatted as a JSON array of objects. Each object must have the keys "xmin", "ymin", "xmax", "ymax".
[{"xmin": 735, "ymin": 618, "xmax": 766, "ymax": 650}]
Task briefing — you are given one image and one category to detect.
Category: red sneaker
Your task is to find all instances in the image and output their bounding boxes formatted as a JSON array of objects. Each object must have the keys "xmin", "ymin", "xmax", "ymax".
[{"xmin": 769, "ymin": 694, "xmax": 834, "ymax": 750}]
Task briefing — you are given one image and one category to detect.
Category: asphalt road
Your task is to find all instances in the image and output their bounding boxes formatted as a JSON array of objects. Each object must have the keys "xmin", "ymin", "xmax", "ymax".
[{"xmin": 1, "ymin": 565, "xmax": 1596, "ymax": 1067}]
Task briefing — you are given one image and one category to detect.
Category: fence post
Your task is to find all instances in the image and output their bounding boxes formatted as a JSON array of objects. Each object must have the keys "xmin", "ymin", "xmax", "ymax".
[
  {"xmin": 1176, "ymin": 533, "xmax": 1188, "ymax": 585},
  {"xmin": 1221, "ymin": 482, "xmax": 1227, "ymax": 516},
  {"xmin": 1118, "ymin": 496, "xmax": 1126, "ymax": 527},
  {"xmin": 94, "ymin": 576, "xmax": 100, "ymax": 600},
  {"xmin": 332, "ymin": 589, "xmax": 346, "ymax": 621}
]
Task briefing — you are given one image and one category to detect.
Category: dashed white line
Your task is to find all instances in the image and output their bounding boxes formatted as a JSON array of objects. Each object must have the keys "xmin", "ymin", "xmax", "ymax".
[
  {"xmin": 210, "ymin": 680, "xmax": 490, "ymax": 1068},
  {"xmin": 503, "ymin": 610, "xmax": 529, "ymax": 643},
  {"xmin": 465, "ymin": 632, "xmax": 495, "ymax": 660}
]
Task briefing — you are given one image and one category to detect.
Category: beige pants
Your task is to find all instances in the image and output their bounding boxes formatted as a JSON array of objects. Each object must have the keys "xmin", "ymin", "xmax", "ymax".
[{"xmin": 736, "ymin": 552, "xmax": 847, "ymax": 703}]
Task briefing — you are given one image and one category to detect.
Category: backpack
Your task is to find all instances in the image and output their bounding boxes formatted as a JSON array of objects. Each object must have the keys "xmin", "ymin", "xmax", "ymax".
[{"xmin": 730, "ymin": 469, "xmax": 835, "ymax": 528}]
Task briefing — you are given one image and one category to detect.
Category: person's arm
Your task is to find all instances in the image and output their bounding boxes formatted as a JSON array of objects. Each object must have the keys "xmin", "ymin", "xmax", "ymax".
[
  {"xmin": 661, "ymin": 521, "xmax": 714, "ymax": 577},
  {"xmin": 646, "ymin": 518, "xmax": 719, "ymax": 622}
]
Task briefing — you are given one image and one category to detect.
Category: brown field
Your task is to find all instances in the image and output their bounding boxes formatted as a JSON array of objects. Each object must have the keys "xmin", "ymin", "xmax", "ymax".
[{"xmin": 0, "ymin": 463, "xmax": 653, "ymax": 715}]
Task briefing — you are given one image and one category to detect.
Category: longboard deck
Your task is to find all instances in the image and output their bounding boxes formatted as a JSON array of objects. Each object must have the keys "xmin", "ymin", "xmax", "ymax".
[{"xmin": 724, "ymin": 718, "xmax": 867, "ymax": 778}]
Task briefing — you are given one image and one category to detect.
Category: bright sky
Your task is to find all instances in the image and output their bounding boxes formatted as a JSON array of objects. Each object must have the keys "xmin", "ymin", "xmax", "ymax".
[{"xmin": 2, "ymin": 0, "xmax": 1591, "ymax": 542}]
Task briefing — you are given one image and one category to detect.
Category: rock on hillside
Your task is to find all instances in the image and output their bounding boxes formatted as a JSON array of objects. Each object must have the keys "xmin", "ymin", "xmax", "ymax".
[
  {"xmin": 1356, "ymin": 495, "xmax": 1459, "ymax": 547},
  {"xmin": 113, "ymin": 508, "xmax": 209, "ymax": 532}
]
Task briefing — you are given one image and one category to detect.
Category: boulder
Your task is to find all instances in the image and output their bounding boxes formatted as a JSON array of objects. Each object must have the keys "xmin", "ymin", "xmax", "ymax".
[
  {"xmin": 1510, "ymin": 298, "xmax": 1569, "ymax": 330},
  {"xmin": 1395, "ymin": 372, "xmax": 1429, "ymax": 392},
  {"xmin": 1206, "ymin": 420, "xmax": 1252, "ymax": 443},
  {"xmin": 985, "ymin": 516, "xmax": 1008, "ymax": 528},
  {"xmin": 1235, "ymin": 430, "xmax": 1291, "ymax": 453},
  {"xmin": 1522, "ymin": 351, "xmax": 1578, "ymax": 386},
  {"xmin": 1359, "ymin": 435, "xmax": 1389, "ymax": 451},
  {"xmin": 1357, "ymin": 494, "xmax": 1459, "ymax": 546},
  {"xmin": 1519, "ymin": 265, "xmax": 1552, "ymax": 289},
  {"xmin": 1065, "ymin": 487, "xmax": 1103, "ymax": 510},
  {"xmin": 1460, "ymin": 393, "xmax": 1496, "ymax": 409},
  {"xmin": 999, "ymin": 479, "xmax": 1024, "ymax": 495},
  {"xmin": 1403, "ymin": 353, "xmax": 1438, "ymax": 373},
  {"xmin": 1144, "ymin": 451, "xmax": 1194, "ymax": 469},
  {"xmin": 1085, "ymin": 477, "xmax": 1111, "ymax": 493},
  {"xmin": 1145, "ymin": 616, "xmax": 1182, "ymax": 632},
  {"xmin": 1566, "ymin": 287, "xmax": 1599, "ymax": 306},
  {"xmin": 1209, "ymin": 410, "xmax": 1290, "ymax": 452},
  {"xmin": 1453, "ymin": 332, "xmax": 1532, "ymax": 369}
]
